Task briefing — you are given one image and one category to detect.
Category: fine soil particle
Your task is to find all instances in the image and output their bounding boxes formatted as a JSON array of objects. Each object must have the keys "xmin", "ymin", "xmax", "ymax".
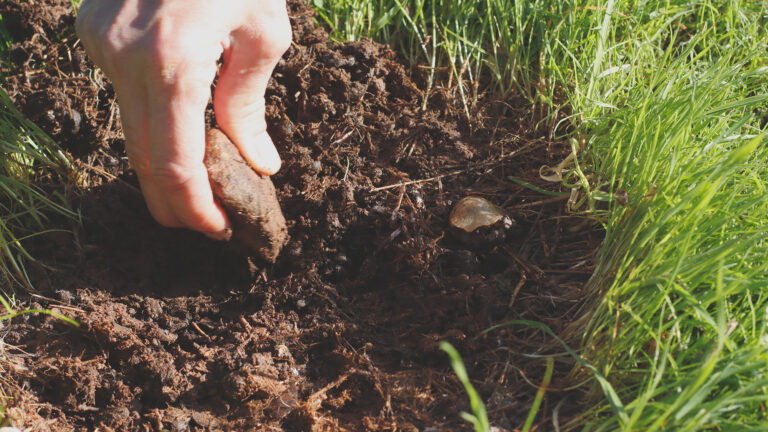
[
  {"xmin": 205, "ymin": 128, "xmax": 289, "ymax": 262},
  {"xmin": 1, "ymin": 1, "xmax": 604, "ymax": 431}
]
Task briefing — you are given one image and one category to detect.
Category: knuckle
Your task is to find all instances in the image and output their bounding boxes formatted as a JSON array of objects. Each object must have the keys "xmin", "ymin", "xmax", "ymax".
[
  {"xmin": 146, "ymin": 19, "xmax": 198, "ymax": 68},
  {"xmin": 247, "ymin": 14, "xmax": 292, "ymax": 60},
  {"xmin": 145, "ymin": 32, "xmax": 214, "ymax": 92},
  {"xmin": 97, "ymin": 25, "xmax": 142, "ymax": 74},
  {"xmin": 149, "ymin": 162, "xmax": 195, "ymax": 191},
  {"xmin": 146, "ymin": 39, "xmax": 179, "ymax": 72},
  {"xmin": 102, "ymin": 27, "xmax": 126, "ymax": 56},
  {"xmin": 144, "ymin": 22, "xmax": 186, "ymax": 71}
]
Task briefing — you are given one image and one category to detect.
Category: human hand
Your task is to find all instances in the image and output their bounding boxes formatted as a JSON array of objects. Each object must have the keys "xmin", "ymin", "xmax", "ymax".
[{"xmin": 75, "ymin": 0, "xmax": 292, "ymax": 238}]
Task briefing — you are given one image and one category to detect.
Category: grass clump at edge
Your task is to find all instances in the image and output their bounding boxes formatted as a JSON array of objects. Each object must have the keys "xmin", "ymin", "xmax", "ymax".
[
  {"xmin": 0, "ymin": 50, "xmax": 80, "ymax": 425},
  {"xmin": 0, "ymin": 89, "xmax": 77, "ymax": 290},
  {"xmin": 0, "ymin": 13, "xmax": 80, "ymax": 425}
]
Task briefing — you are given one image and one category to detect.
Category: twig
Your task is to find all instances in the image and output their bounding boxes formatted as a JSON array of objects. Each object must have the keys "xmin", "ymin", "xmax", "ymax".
[
  {"xmin": 306, "ymin": 371, "xmax": 353, "ymax": 408},
  {"xmin": 191, "ymin": 322, "xmax": 211, "ymax": 341},
  {"xmin": 29, "ymin": 294, "xmax": 85, "ymax": 313},
  {"xmin": 541, "ymin": 268, "xmax": 594, "ymax": 274},
  {"xmin": 370, "ymin": 169, "xmax": 466, "ymax": 192},
  {"xmin": 509, "ymin": 195, "xmax": 569, "ymax": 209},
  {"xmin": 330, "ymin": 129, "xmax": 355, "ymax": 146},
  {"xmin": 508, "ymin": 274, "xmax": 527, "ymax": 308},
  {"xmin": 77, "ymin": 160, "xmax": 141, "ymax": 194},
  {"xmin": 369, "ymin": 140, "xmax": 540, "ymax": 193}
]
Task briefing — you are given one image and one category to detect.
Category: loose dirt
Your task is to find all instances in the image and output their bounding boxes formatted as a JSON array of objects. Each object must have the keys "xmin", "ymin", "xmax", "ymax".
[{"xmin": 1, "ymin": 1, "xmax": 603, "ymax": 430}]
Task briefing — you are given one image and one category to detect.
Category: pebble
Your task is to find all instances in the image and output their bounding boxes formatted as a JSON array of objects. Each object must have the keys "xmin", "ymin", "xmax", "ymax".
[
  {"xmin": 276, "ymin": 344, "xmax": 292, "ymax": 358},
  {"xmin": 449, "ymin": 196, "xmax": 506, "ymax": 232},
  {"xmin": 449, "ymin": 196, "xmax": 515, "ymax": 248}
]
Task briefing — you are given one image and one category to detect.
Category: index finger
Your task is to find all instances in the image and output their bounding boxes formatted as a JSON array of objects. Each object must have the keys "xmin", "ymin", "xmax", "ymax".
[{"xmin": 145, "ymin": 63, "xmax": 229, "ymax": 235}]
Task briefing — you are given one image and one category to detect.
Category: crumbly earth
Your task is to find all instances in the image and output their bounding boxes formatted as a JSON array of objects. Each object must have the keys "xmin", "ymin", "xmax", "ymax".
[
  {"xmin": 0, "ymin": 1, "xmax": 603, "ymax": 431},
  {"xmin": 204, "ymin": 128, "xmax": 289, "ymax": 262}
]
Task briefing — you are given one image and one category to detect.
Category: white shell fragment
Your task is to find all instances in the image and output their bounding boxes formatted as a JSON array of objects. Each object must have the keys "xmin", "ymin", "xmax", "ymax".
[{"xmin": 449, "ymin": 196, "xmax": 508, "ymax": 232}]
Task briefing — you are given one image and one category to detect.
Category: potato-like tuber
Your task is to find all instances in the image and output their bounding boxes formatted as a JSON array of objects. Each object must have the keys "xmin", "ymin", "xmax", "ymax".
[{"xmin": 204, "ymin": 128, "xmax": 288, "ymax": 262}]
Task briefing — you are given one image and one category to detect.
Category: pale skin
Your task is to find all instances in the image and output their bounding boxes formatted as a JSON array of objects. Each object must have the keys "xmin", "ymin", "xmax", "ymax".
[{"xmin": 75, "ymin": 0, "xmax": 292, "ymax": 239}]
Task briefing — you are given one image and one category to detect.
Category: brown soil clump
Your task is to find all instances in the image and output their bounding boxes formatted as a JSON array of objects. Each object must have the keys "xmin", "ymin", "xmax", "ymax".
[
  {"xmin": 1, "ymin": 0, "xmax": 603, "ymax": 431},
  {"xmin": 205, "ymin": 128, "xmax": 288, "ymax": 262}
]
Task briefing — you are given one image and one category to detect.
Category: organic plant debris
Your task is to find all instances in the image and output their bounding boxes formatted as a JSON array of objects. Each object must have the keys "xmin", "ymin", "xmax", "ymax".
[{"xmin": 1, "ymin": 0, "xmax": 603, "ymax": 430}]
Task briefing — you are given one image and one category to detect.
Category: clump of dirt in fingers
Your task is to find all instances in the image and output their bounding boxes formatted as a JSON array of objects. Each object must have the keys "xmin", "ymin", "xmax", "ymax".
[
  {"xmin": 204, "ymin": 127, "xmax": 289, "ymax": 262},
  {"xmin": 1, "ymin": 0, "xmax": 603, "ymax": 431}
]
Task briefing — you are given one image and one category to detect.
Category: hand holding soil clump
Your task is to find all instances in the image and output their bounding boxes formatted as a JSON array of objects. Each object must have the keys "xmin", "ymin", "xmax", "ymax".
[
  {"xmin": 75, "ymin": 0, "xmax": 291, "ymax": 237},
  {"xmin": 204, "ymin": 128, "xmax": 288, "ymax": 262}
]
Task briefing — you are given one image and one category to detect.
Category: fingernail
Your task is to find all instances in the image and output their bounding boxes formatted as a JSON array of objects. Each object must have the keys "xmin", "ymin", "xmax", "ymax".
[
  {"xmin": 243, "ymin": 132, "xmax": 281, "ymax": 175},
  {"xmin": 204, "ymin": 227, "xmax": 232, "ymax": 241}
]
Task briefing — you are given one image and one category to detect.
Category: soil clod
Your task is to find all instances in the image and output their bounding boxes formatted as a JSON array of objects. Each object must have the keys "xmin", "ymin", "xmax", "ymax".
[{"xmin": 204, "ymin": 127, "xmax": 288, "ymax": 262}]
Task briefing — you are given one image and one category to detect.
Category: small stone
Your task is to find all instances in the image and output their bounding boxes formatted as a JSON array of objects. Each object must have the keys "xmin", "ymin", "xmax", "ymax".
[
  {"xmin": 449, "ymin": 196, "xmax": 515, "ymax": 248},
  {"xmin": 172, "ymin": 421, "xmax": 189, "ymax": 432},
  {"xmin": 449, "ymin": 196, "xmax": 506, "ymax": 232},
  {"xmin": 297, "ymin": 299, "xmax": 307, "ymax": 308},
  {"xmin": 276, "ymin": 344, "xmax": 292, "ymax": 359}
]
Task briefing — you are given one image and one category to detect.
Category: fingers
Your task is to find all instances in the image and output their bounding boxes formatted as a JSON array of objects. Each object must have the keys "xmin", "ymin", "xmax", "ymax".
[
  {"xmin": 76, "ymin": 0, "xmax": 289, "ymax": 236},
  {"xmin": 214, "ymin": 3, "xmax": 292, "ymax": 175},
  {"xmin": 115, "ymin": 86, "xmax": 183, "ymax": 228},
  {"xmin": 144, "ymin": 63, "xmax": 230, "ymax": 235},
  {"xmin": 102, "ymin": 8, "xmax": 231, "ymax": 236},
  {"xmin": 119, "ymin": 76, "xmax": 230, "ymax": 234}
]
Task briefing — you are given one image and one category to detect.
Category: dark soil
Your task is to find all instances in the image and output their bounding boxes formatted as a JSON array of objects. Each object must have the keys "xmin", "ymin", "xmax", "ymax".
[{"xmin": 1, "ymin": 1, "xmax": 603, "ymax": 431}]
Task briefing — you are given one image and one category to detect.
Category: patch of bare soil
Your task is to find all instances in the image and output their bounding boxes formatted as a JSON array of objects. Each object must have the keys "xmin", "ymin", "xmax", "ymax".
[{"xmin": 1, "ymin": 0, "xmax": 602, "ymax": 430}]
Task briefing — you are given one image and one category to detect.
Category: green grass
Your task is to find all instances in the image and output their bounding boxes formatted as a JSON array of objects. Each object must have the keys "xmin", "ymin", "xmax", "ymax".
[
  {"xmin": 313, "ymin": 0, "xmax": 768, "ymax": 430},
  {"xmin": 0, "ymin": 12, "xmax": 77, "ymax": 292},
  {"xmin": 440, "ymin": 341, "xmax": 490, "ymax": 432},
  {"xmin": 0, "ymin": 14, "xmax": 79, "ymax": 421},
  {"xmin": 0, "ymin": 89, "xmax": 76, "ymax": 291}
]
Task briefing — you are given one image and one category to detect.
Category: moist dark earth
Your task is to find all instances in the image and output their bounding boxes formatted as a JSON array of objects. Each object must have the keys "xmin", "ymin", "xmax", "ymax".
[{"xmin": 1, "ymin": 1, "xmax": 603, "ymax": 430}]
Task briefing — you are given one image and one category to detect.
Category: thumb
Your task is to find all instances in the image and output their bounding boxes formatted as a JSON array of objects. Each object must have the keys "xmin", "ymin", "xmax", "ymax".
[{"xmin": 214, "ymin": 15, "xmax": 292, "ymax": 175}]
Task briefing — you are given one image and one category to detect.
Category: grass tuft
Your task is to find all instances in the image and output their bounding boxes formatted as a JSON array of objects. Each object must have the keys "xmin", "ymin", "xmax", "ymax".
[
  {"xmin": 0, "ymin": 89, "xmax": 77, "ymax": 291},
  {"xmin": 440, "ymin": 341, "xmax": 491, "ymax": 432}
]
